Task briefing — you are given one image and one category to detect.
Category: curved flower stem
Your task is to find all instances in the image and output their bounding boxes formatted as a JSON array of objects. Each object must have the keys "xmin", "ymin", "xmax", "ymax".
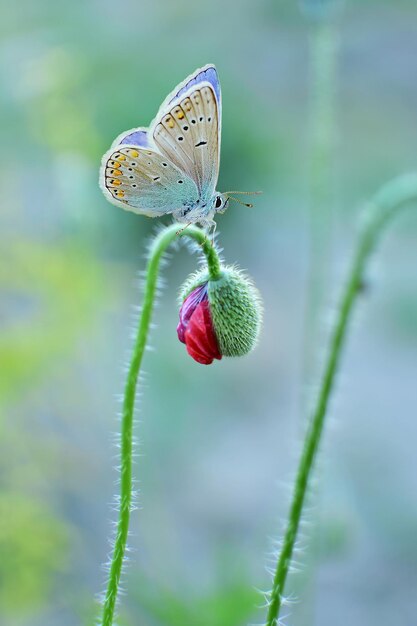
[
  {"xmin": 265, "ymin": 173, "xmax": 417, "ymax": 626},
  {"xmin": 100, "ymin": 224, "xmax": 221, "ymax": 626}
]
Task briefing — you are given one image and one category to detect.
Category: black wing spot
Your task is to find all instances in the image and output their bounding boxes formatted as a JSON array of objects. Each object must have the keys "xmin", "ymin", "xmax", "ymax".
[
  {"xmin": 183, "ymin": 125, "xmax": 189, "ymax": 131},
  {"xmin": 199, "ymin": 116, "xmax": 203, "ymax": 121},
  {"xmin": 162, "ymin": 162, "xmax": 168, "ymax": 167},
  {"xmin": 132, "ymin": 184, "xmax": 137, "ymax": 187},
  {"xmin": 191, "ymin": 119, "xmax": 196, "ymax": 124},
  {"xmin": 178, "ymin": 136, "xmax": 183, "ymax": 141},
  {"xmin": 153, "ymin": 177, "xmax": 160, "ymax": 181},
  {"xmin": 195, "ymin": 141, "xmax": 207, "ymax": 147},
  {"xmin": 131, "ymin": 162, "xmax": 137, "ymax": 166},
  {"xmin": 208, "ymin": 117, "xmax": 211, "ymax": 122},
  {"xmin": 178, "ymin": 180, "xmax": 183, "ymax": 184},
  {"xmin": 129, "ymin": 175, "xmax": 134, "ymax": 179}
]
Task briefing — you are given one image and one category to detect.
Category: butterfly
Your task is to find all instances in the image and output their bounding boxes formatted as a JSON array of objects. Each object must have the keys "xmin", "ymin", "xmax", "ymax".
[{"xmin": 100, "ymin": 64, "xmax": 256, "ymax": 231}]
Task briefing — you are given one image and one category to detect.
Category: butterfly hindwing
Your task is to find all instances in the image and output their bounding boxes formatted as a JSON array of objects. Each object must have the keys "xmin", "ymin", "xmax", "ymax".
[
  {"xmin": 100, "ymin": 146, "xmax": 199, "ymax": 216},
  {"xmin": 108, "ymin": 126, "xmax": 151, "ymax": 149},
  {"xmin": 151, "ymin": 82, "xmax": 220, "ymax": 203}
]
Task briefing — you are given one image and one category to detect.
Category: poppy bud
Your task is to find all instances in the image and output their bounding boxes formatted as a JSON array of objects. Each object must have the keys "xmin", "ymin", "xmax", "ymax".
[{"xmin": 177, "ymin": 266, "xmax": 262, "ymax": 365}]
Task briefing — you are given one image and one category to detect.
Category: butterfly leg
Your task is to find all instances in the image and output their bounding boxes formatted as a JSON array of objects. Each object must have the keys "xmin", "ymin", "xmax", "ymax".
[
  {"xmin": 176, "ymin": 222, "xmax": 192, "ymax": 236},
  {"xmin": 208, "ymin": 220, "xmax": 217, "ymax": 245}
]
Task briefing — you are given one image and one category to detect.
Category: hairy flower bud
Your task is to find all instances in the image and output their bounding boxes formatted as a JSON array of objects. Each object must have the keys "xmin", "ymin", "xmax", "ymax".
[{"xmin": 177, "ymin": 266, "xmax": 262, "ymax": 365}]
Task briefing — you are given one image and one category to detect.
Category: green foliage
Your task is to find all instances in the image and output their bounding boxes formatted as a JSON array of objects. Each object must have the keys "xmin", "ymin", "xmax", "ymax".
[
  {"xmin": 0, "ymin": 240, "xmax": 108, "ymax": 404},
  {"xmin": 0, "ymin": 240, "xmax": 113, "ymax": 620},
  {"xmin": 0, "ymin": 493, "xmax": 69, "ymax": 613},
  {"xmin": 129, "ymin": 574, "xmax": 259, "ymax": 626}
]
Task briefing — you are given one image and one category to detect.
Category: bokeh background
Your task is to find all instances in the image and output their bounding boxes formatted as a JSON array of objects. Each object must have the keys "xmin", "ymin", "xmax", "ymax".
[{"xmin": 2, "ymin": 1, "xmax": 417, "ymax": 625}]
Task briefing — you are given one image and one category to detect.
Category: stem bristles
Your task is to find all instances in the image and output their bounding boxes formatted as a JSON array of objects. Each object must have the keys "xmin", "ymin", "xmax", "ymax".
[
  {"xmin": 265, "ymin": 173, "xmax": 417, "ymax": 626},
  {"xmin": 98, "ymin": 224, "xmax": 221, "ymax": 626}
]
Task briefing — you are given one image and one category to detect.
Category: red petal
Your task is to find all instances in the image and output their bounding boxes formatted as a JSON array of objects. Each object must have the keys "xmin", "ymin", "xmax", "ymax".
[
  {"xmin": 177, "ymin": 283, "xmax": 208, "ymax": 344},
  {"xmin": 184, "ymin": 300, "xmax": 222, "ymax": 365}
]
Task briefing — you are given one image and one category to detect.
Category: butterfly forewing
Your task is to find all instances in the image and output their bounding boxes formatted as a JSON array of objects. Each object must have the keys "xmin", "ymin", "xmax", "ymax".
[
  {"xmin": 102, "ymin": 146, "xmax": 198, "ymax": 216},
  {"xmin": 164, "ymin": 64, "xmax": 221, "ymax": 111},
  {"xmin": 152, "ymin": 84, "xmax": 220, "ymax": 203}
]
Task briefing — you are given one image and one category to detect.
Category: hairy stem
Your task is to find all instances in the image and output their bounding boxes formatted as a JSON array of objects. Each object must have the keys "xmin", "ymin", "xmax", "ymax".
[
  {"xmin": 100, "ymin": 224, "xmax": 221, "ymax": 626},
  {"xmin": 265, "ymin": 173, "xmax": 417, "ymax": 626}
]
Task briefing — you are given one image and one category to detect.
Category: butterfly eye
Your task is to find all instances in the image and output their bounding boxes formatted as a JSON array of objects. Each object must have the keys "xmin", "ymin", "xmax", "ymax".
[{"xmin": 215, "ymin": 196, "xmax": 222, "ymax": 209}]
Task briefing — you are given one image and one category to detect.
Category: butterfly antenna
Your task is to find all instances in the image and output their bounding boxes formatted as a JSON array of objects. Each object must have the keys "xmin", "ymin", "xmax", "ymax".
[
  {"xmin": 227, "ymin": 196, "xmax": 254, "ymax": 208},
  {"xmin": 224, "ymin": 190, "xmax": 262, "ymax": 208},
  {"xmin": 223, "ymin": 190, "xmax": 262, "ymax": 196}
]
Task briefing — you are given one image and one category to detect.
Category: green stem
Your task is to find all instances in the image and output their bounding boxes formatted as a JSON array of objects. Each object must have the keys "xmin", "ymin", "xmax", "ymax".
[
  {"xmin": 100, "ymin": 224, "xmax": 221, "ymax": 626},
  {"xmin": 265, "ymin": 173, "xmax": 417, "ymax": 626}
]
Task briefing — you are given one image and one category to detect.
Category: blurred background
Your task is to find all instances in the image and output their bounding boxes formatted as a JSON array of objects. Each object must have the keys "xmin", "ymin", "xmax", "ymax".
[{"xmin": 1, "ymin": 1, "xmax": 417, "ymax": 625}]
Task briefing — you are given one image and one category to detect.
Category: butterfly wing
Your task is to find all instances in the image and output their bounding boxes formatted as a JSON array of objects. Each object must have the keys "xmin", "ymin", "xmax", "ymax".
[
  {"xmin": 161, "ymin": 64, "xmax": 221, "ymax": 114},
  {"xmin": 150, "ymin": 65, "xmax": 221, "ymax": 204},
  {"xmin": 100, "ymin": 65, "xmax": 221, "ymax": 216},
  {"xmin": 100, "ymin": 145, "xmax": 199, "ymax": 216},
  {"xmin": 114, "ymin": 126, "xmax": 151, "ymax": 149}
]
